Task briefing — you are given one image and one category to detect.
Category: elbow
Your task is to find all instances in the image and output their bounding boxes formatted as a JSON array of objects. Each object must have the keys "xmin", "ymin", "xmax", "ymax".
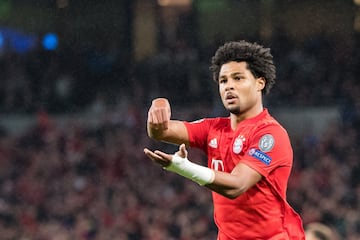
[
  {"xmin": 226, "ymin": 194, "xmax": 239, "ymax": 200},
  {"xmin": 208, "ymin": 175, "xmax": 251, "ymax": 199},
  {"xmin": 221, "ymin": 187, "xmax": 248, "ymax": 200},
  {"xmin": 220, "ymin": 179, "xmax": 252, "ymax": 199},
  {"xmin": 223, "ymin": 191, "xmax": 242, "ymax": 200}
]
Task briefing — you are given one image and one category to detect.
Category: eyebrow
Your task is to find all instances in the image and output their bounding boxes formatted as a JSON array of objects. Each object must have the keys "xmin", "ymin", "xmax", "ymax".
[{"xmin": 219, "ymin": 72, "xmax": 245, "ymax": 78}]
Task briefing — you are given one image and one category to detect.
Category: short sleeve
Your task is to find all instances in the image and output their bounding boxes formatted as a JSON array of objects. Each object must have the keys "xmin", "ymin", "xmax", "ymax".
[
  {"xmin": 184, "ymin": 119, "xmax": 212, "ymax": 151},
  {"xmin": 239, "ymin": 124, "xmax": 293, "ymax": 178},
  {"xmin": 185, "ymin": 118, "xmax": 224, "ymax": 152}
]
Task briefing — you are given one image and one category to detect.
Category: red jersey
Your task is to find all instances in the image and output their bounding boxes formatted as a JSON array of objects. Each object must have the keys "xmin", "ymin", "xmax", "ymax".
[{"xmin": 184, "ymin": 109, "xmax": 305, "ymax": 240}]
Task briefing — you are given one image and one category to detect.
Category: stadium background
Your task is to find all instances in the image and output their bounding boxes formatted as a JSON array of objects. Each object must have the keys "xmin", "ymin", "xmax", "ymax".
[{"xmin": 0, "ymin": 0, "xmax": 359, "ymax": 239}]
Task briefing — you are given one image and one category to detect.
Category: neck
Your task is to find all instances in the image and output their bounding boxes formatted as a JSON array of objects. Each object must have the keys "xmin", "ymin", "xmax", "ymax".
[{"xmin": 230, "ymin": 105, "xmax": 264, "ymax": 130}]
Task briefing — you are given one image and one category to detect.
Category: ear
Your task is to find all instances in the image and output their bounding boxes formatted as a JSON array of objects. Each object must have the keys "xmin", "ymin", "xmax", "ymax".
[{"xmin": 256, "ymin": 77, "xmax": 266, "ymax": 92}]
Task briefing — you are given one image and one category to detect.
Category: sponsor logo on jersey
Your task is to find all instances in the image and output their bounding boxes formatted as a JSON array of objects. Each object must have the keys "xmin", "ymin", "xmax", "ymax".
[
  {"xmin": 211, "ymin": 159, "xmax": 224, "ymax": 171},
  {"xmin": 233, "ymin": 135, "xmax": 245, "ymax": 154},
  {"xmin": 248, "ymin": 148, "xmax": 272, "ymax": 165},
  {"xmin": 258, "ymin": 134, "xmax": 275, "ymax": 152},
  {"xmin": 209, "ymin": 138, "xmax": 218, "ymax": 148}
]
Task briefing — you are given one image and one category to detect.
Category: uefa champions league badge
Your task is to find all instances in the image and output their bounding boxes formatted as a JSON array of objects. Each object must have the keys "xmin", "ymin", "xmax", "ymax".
[
  {"xmin": 233, "ymin": 135, "xmax": 245, "ymax": 154},
  {"xmin": 258, "ymin": 134, "xmax": 275, "ymax": 152}
]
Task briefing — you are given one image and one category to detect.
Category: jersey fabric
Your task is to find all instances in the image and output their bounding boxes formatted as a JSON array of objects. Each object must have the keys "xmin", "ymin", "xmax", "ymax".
[{"xmin": 184, "ymin": 109, "xmax": 305, "ymax": 240}]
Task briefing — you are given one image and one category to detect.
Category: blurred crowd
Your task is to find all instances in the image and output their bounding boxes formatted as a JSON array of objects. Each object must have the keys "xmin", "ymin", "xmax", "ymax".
[
  {"xmin": 0, "ymin": 32, "xmax": 359, "ymax": 239},
  {"xmin": 1, "ymin": 31, "xmax": 360, "ymax": 115}
]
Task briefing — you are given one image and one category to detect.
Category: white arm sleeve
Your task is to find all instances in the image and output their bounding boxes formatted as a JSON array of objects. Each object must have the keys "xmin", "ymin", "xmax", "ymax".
[{"xmin": 164, "ymin": 154, "xmax": 215, "ymax": 186}]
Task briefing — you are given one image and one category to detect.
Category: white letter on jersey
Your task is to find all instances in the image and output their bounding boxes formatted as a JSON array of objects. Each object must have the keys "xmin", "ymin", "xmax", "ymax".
[{"xmin": 211, "ymin": 159, "xmax": 224, "ymax": 171}]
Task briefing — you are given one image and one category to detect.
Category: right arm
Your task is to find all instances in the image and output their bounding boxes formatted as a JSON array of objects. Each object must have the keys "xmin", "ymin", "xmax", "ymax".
[{"xmin": 147, "ymin": 98, "xmax": 189, "ymax": 146}]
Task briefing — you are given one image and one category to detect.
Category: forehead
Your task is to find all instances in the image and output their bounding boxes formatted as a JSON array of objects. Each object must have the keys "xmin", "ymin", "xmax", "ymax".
[{"xmin": 219, "ymin": 61, "xmax": 249, "ymax": 76}]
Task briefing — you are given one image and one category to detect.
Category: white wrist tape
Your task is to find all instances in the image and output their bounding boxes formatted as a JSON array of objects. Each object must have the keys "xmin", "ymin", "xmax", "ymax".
[{"xmin": 164, "ymin": 154, "xmax": 215, "ymax": 186}]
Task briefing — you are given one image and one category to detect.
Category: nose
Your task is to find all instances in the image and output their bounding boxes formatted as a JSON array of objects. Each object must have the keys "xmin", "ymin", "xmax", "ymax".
[
  {"xmin": 224, "ymin": 80, "xmax": 235, "ymax": 91},
  {"xmin": 225, "ymin": 85, "xmax": 234, "ymax": 91}
]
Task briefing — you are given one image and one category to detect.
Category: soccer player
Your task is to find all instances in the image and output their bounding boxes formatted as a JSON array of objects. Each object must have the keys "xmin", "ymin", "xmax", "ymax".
[{"xmin": 144, "ymin": 40, "xmax": 305, "ymax": 239}]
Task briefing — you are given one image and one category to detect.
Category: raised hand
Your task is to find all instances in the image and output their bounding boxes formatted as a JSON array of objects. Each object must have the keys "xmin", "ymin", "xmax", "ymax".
[{"xmin": 147, "ymin": 98, "xmax": 171, "ymax": 131}]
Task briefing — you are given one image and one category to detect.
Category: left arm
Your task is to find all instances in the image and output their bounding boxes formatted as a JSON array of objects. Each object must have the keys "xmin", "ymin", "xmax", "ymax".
[
  {"xmin": 207, "ymin": 162, "xmax": 262, "ymax": 199},
  {"xmin": 144, "ymin": 144, "xmax": 262, "ymax": 199}
]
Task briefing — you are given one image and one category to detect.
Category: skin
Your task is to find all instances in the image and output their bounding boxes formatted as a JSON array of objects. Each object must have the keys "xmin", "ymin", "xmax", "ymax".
[{"xmin": 144, "ymin": 61, "xmax": 266, "ymax": 199}]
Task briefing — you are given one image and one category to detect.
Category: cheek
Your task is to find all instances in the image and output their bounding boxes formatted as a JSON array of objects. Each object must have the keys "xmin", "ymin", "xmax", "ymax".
[
  {"xmin": 245, "ymin": 88, "xmax": 260, "ymax": 103},
  {"xmin": 218, "ymin": 85, "xmax": 225, "ymax": 96},
  {"xmin": 237, "ymin": 86, "xmax": 255, "ymax": 102}
]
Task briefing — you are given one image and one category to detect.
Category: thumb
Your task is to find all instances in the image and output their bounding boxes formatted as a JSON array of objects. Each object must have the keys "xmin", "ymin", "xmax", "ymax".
[{"xmin": 177, "ymin": 144, "xmax": 188, "ymax": 158}]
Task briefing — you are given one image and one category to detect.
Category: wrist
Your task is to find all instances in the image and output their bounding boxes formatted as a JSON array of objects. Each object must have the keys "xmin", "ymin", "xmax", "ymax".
[{"xmin": 165, "ymin": 154, "xmax": 215, "ymax": 186}]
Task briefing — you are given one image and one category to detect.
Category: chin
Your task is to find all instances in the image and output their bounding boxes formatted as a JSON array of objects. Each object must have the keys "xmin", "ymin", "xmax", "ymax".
[{"xmin": 227, "ymin": 106, "xmax": 241, "ymax": 115}]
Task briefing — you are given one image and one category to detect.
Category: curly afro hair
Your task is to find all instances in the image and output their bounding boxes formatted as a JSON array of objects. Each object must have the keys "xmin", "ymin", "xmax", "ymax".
[{"xmin": 210, "ymin": 40, "xmax": 276, "ymax": 95}]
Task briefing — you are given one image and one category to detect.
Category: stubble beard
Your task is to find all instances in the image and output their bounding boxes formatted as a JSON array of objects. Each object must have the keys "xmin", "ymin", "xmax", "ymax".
[{"xmin": 226, "ymin": 105, "xmax": 241, "ymax": 115}]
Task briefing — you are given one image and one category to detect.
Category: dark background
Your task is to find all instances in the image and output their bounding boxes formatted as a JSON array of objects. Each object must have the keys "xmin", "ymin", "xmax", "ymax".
[
  {"xmin": 0, "ymin": 0, "xmax": 358, "ymax": 112},
  {"xmin": 0, "ymin": 0, "xmax": 358, "ymax": 239}
]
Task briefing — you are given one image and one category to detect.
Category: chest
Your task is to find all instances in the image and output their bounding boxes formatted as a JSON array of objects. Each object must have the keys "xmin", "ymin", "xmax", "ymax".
[{"xmin": 206, "ymin": 125, "xmax": 254, "ymax": 172}]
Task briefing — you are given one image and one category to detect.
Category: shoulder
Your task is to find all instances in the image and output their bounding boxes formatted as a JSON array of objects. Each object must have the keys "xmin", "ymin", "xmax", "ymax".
[
  {"xmin": 186, "ymin": 117, "xmax": 230, "ymax": 127},
  {"xmin": 246, "ymin": 113, "xmax": 291, "ymax": 150},
  {"xmin": 256, "ymin": 112, "xmax": 288, "ymax": 135}
]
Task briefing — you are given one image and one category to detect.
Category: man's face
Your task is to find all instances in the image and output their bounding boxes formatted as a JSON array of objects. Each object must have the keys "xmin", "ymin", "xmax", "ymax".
[{"xmin": 218, "ymin": 61, "xmax": 264, "ymax": 115}]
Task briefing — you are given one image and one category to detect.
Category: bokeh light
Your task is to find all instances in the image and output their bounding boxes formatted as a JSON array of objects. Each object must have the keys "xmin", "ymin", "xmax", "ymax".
[{"xmin": 42, "ymin": 32, "xmax": 58, "ymax": 50}]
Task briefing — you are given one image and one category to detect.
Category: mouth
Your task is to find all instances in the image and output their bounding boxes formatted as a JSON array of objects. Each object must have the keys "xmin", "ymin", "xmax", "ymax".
[{"xmin": 225, "ymin": 93, "xmax": 237, "ymax": 103}]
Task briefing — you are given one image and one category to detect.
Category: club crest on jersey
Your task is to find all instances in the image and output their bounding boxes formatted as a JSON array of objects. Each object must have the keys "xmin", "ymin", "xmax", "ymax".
[
  {"xmin": 258, "ymin": 134, "xmax": 275, "ymax": 152},
  {"xmin": 233, "ymin": 135, "xmax": 245, "ymax": 154}
]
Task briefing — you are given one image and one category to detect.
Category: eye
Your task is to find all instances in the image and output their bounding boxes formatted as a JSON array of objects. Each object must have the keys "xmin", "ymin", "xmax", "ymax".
[{"xmin": 219, "ymin": 78, "xmax": 226, "ymax": 84}]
